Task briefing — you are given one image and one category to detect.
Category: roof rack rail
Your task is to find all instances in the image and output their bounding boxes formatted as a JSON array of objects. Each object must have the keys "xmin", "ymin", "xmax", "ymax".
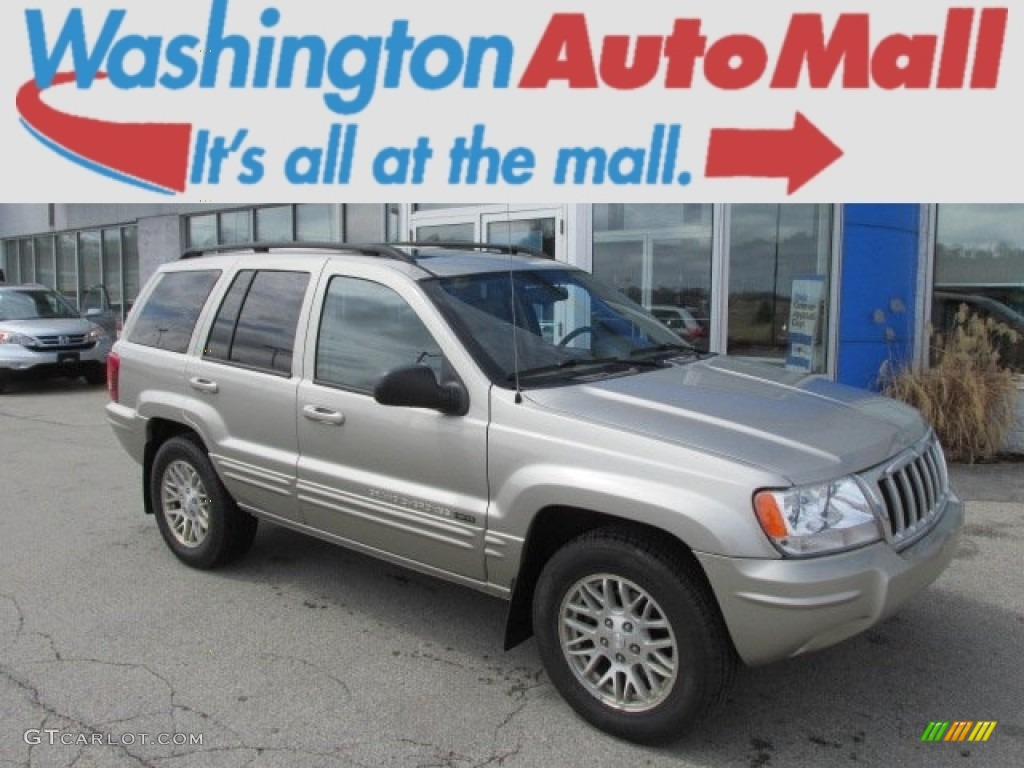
[
  {"xmin": 385, "ymin": 241, "xmax": 549, "ymax": 260},
  {"xmin": 179, "ymin": 241, "xmax": 420, "ymax": 267}
]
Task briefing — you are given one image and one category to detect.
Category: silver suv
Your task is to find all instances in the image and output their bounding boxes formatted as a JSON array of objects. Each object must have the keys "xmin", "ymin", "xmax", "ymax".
[
  {"xmin": 0, "ymin": 282, "xmax": 112, "ymax": 392},
  {"xmin": 106, "ymin": 243, "xmax": 963, "ymax": 744}
]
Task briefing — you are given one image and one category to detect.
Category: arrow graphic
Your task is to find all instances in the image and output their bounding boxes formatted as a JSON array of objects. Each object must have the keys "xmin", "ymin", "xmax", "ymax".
[
  {"xmin": 16, "ymin": 72, "xmax": 193, "ymax": 194},
  {"xmin": 705, "ymin": 113, "xmax": 843, "ymax": 194}
]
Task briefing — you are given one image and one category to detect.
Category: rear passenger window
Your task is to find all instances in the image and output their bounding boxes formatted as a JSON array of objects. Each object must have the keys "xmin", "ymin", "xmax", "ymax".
[
  {"xmin": 128, "ymin": 270, "xmax": 221, "ymax": 353},
  {"xmin": 204, "ymin": 270, "xmax": 309, "ymax": 375}
]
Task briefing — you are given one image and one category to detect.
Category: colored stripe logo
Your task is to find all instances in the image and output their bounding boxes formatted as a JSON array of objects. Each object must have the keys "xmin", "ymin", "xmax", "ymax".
[{"xmin": 921, "ymin": 721, "xmax": 997, "ymax": 742}]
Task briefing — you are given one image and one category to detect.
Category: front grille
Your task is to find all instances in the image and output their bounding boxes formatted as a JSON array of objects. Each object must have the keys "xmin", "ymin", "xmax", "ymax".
[
  {"xmin": 874, "ymin": 435, "xmax": 949, "ymax": 549},
  {"xmin": 28, "ymin": 334, "xmax": 95, "ymax": 351}
]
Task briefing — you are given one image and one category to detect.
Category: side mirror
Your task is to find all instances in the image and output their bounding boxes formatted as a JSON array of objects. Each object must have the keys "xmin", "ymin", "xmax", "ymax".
[
  {"xmin": 84, "ymin": 307, "xmax": 102, "ymax": 317},
  {"xmin": 373, "ymin": 365, "xmax": 468, "ymax": 416}
]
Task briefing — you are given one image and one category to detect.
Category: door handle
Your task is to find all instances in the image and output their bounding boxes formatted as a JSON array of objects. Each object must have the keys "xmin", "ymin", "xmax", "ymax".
[
  {"xmin": 189, "ymin": 377, "xmax": 219, "ymax": 394},
  {"xmin": 303, "ymin": 405, "xmax": 345, "ymax": 426}
]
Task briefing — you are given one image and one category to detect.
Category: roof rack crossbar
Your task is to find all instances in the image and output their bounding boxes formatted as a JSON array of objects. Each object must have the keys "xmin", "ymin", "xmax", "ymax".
[{"xmin": 179, "ymin": 241, "xmax": 420, "ymax": 267}]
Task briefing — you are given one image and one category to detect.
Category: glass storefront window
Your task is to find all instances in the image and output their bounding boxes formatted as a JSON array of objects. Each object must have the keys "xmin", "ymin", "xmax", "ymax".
[
  {"xmin": 296, "ymin": 204, "xmax": 337, "ymax": 241},
  {"xmin": 219, "ymin": 210, "xmax": 252, "ymax": 245},
  {"xmin": 934, "ymin": 205, "xmax": 1024, "ymax": 371},
  {"xmin": 416, "ymin": 222, "xmax": 475, "ymax": 243},
  {"xmin": 19, "ymin": 239, "xmax": 35, "ymax": 283},
  {"xmin": 34, "ymin": 236, "xmax": 55, "ymax": 288},
  {"xmin": 413, "ymin": 204, "xmax": 478, "ymax": 212},
  {"xmin": 122, "ymin": 227, "xmax": 139, "ymax": 314},
  {"xmin": 186, "ymin": 206, "xmax": 340, "ymax": 247},
  {"xmin": 487, "ymin": 218, "xmax": 556, "ymax": 257},
  {"xmin": 57, "ymin": 233, "xmax": 77, "ymax": 306},
  {"xmin": 727, "ymin": 205, "xmax": 833, "ymax": 372},
  {"xmin": 79, "ymin": 231, "xmax": 101, "ymax": 294},
  {"xmin": 103, "ymin": 228, "xmax": 123, "ymax": 309},
  {"xmin": 593, "ymin": 204, "xmax": 713, "ymax": 351},
  {"xmin": 188, "ymin": 214, "xmax": 217, "ymax": 248},
  {"xmin": 2, "ymin": 240, "xmax": 18, "ymax": 282},
  {"xmin": 256, "ymin": 205, "xmax": 293, "ymax": 241}
]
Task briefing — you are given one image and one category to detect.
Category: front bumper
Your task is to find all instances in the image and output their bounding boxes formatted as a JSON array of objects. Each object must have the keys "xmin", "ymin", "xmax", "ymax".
[
  {"xmin": 0, "ymin": 340, "xmax": 111, "ymax": 374},
  {"xmin": 697, "ymin": 494, "xmax": 965, "ymax": 666}
]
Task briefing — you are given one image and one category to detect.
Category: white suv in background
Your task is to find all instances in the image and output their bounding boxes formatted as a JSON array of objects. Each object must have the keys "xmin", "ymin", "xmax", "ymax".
[{"xmin": 0, "ymin": 282, "xmax": 111, "ymax": 393}]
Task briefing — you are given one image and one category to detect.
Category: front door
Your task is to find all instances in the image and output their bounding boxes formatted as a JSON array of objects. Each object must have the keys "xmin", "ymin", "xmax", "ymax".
[{"xmin": 295, "ymin": 271, "xmax": 489, "ymax": 580}]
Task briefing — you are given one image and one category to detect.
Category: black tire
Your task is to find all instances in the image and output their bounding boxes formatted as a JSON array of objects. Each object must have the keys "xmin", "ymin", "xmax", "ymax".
[
  {"xmin": 83, "ymin": 364, "xmax": 107, "ymax": 386},
  {"xmin": 150, "ymin": 436, "xmax": 258, "ymax": 569},
  {"xmin": 533, "ymin": 527, "xmax": 736, "ymax": 745}
]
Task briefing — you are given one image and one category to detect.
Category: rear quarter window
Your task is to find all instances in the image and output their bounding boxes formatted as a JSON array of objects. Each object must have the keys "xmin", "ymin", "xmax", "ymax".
[{"xmin": 128, "ymin": 270, "xmax": 221, "ymax": 353}]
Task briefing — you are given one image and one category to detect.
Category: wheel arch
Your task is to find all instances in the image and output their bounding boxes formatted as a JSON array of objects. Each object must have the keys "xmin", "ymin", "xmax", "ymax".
[
  {"xmin": 503, "ymin": 506, "xmax": 722, "ymax": 651},
  {"xmin": 142, "ymin": 418, "xmax": 203, "ymax": 516}
]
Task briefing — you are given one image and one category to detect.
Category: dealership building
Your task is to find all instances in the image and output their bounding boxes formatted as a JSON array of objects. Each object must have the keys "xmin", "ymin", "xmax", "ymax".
[{"xmin": 1, "ymin": 203, "xmax": 1022, "ymax": 393}]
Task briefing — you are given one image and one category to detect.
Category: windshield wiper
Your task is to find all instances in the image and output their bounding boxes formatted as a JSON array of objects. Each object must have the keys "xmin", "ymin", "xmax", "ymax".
[
  {"xmin": 510, "ymin": 356, "xmax": 663, "ymax": 382},
  {"xmin": 628, "ymin": 343, "xmax": 698, "ymax": 360}
]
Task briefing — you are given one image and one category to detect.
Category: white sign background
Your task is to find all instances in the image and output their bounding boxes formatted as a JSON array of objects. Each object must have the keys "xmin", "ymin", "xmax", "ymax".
[{"xmin": 1, "ymin": 0, "xmax": 1022, "ymax": 202}]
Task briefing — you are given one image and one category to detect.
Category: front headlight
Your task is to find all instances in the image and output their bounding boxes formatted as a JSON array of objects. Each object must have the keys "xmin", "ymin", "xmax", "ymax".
[
  {"xmin": 87, "ymin": 326, "xmax": 108, "ymax": 343},
  {"xmin": 754, "ymin": 477, "xmax": 881, "ymax": 557},
  {"xmin": 0, "ymin": 331, "xmax": 36, "ymax": 346}
]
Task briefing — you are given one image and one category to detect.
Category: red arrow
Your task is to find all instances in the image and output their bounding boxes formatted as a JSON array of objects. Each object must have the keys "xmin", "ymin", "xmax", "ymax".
[{"xmin": 705, "ymin": 113, "xmax": 843, "ymax": 195}]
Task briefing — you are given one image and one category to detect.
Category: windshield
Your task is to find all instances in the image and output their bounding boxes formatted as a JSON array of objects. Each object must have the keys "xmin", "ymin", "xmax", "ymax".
[
  {"xmin": 0, "ymin": 289, "xmax": 81, "ymax": 321},
  {"xmin": 422, "ymin": 268, "xmax": 695, "ymax": 387}
]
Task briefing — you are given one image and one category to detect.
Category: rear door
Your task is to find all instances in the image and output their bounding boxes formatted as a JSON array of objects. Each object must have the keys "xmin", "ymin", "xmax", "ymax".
[
  {"xmin": 295, "ymin": 266, "xmax": 490, "ymax": 580},
  {"xmin": 185, "ymin": 258, "xmax": 323, "ymax": 523}
]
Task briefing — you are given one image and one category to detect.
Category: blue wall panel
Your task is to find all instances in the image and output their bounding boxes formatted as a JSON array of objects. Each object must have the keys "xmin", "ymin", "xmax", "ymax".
[{"xmin": 837, "ymin": 205, "xmax": 921, "ymax": 390}]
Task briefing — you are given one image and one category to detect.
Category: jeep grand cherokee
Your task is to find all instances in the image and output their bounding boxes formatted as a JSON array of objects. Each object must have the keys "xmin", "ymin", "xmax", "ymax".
[{"xmin": 106, "ymin": 242, "xmax": 963, "ymax": 744}]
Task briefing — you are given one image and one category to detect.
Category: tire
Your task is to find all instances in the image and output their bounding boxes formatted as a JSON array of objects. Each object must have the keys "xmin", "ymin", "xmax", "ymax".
[
  {"xmin": 150, "ymin": 436, "xmax": 258, "ymax": 569},
  {"xmin": 532, "ymin": 527, "xmax": 736, "ymax": 745}
]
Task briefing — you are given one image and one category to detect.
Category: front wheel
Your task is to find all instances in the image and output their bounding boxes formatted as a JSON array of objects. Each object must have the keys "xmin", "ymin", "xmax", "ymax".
[
  {"xmin": 150, "ymin": 436, "xmax": 258, "ymax": 569},
  {"xmin": 533, "ymin": 528, "xmax": 736, "ymax": 744}
]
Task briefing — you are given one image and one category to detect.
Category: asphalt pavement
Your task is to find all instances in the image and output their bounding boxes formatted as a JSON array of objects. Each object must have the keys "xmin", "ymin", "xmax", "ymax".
[{"xmin": 1, "ymin": 380, "xmax": 1022, "ymax": 768}]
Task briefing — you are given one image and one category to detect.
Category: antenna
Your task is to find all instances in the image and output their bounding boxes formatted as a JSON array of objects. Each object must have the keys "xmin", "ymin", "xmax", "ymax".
[{"xmin": 505, "ymin": 203, "xmax": 523, "ymax": 404}]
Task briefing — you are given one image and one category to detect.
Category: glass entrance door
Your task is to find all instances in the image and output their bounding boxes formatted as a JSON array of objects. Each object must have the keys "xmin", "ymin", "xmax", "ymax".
[
  {"xmin": 409, "ymin": 207, "xmax": 564, "ymax": 262},
  {"xmin": 482, "ymin": 211, "xmax": 561, "ymax": 259}
]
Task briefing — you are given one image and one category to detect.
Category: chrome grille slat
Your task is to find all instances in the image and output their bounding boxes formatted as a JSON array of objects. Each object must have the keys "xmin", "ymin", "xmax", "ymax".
[
  {"xmin": 907, "ymin": 462, "xmax": 928, "ymax": 525},
  {"xmin": 870, "ymin": 434, "xmax": 950, "ymax": 550},
  {"xmin": 921, "ymin": 451, "xmax": 938, "ymax": 510},
  {"xmin": 26, "ymin": 333, "xmax": 95, "ymax": 352},
  {"xmin": 897, "ymin": 471, "xmax": 916, "ymax": 527},
  {"xmin": 35, "ymin": 334, "xmax": 87, "ymax": 346}
]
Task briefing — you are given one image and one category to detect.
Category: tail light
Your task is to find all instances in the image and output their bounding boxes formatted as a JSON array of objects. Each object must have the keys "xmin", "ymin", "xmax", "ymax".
[{"xmin": 107, "ymin": 351, "xmax": 120, "ymax": 403}]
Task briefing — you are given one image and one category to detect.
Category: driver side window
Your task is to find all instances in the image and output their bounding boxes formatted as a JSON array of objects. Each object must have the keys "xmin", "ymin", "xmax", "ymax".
[{"xmin": 315, "ymin": 276, "xmax": 445, "ymax": 393}]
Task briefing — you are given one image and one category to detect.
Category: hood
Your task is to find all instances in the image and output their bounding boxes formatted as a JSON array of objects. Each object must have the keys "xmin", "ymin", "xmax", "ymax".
[
  {"xmin": 525, "ymin": 356, "xmax": 926, "ymax": 485},
  {"xmin": 0, "ymin": 317, "xmax": 98, "ymax": 337}
]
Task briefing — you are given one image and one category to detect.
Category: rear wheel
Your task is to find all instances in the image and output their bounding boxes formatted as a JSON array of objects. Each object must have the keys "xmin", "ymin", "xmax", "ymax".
[
  {"xmin": 150, "ymin": 436, "xmax": 258, "ymax": 569},
  {"xmin": 533, "ymin": 527, "xmax": 736, "ymax": 744}
]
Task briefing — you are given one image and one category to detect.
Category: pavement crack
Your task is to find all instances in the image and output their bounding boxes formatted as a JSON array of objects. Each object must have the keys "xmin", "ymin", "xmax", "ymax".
[
  {"xmin": 473, "ymin": 745, "xmax": 523, "ymax": 768},
  {"xmin": 0, "ymin": 409, "xmax": 96, "ymax": 429},
  {"xmin": 0, "ymin": 666, "xmax": 160, "ymax": 768},
  {"xmin": 258, "ymin": 651, "xmax": 352, "ymax": 697}
]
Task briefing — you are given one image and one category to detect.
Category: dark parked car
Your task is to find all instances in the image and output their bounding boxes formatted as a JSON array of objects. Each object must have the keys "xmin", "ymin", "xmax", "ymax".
[{"xmin": 932, "ymin": 291, "xmax": 1024, "ymax": 370}]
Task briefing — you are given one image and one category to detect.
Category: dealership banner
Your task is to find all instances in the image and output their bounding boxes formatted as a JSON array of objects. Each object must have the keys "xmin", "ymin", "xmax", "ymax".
[{"xmin": 1, "ymin": 0, "xmax": 1022, "ymax": 202}]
